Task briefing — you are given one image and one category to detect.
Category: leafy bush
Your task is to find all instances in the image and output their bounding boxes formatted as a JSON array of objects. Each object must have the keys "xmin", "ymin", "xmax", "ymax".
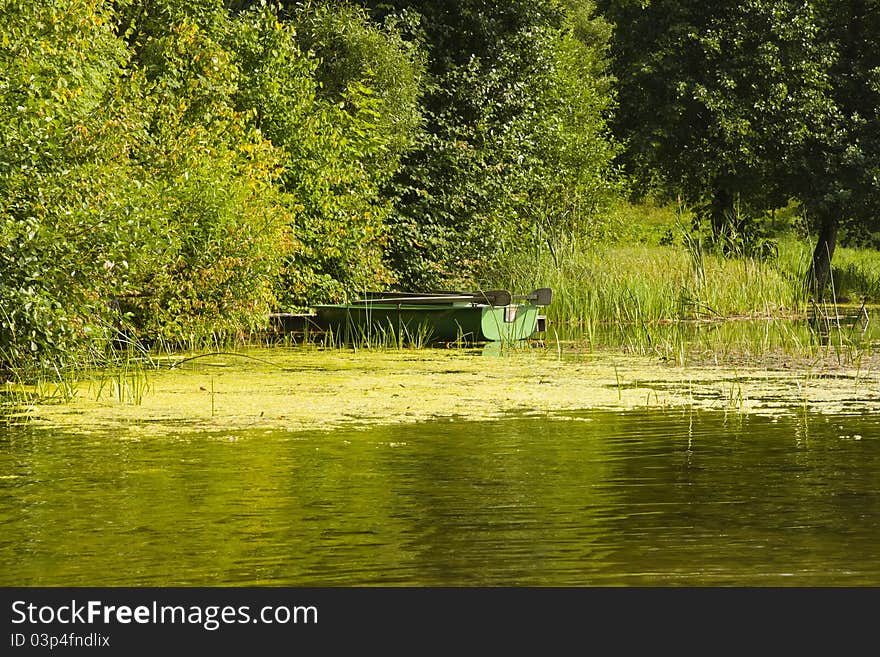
[
  {"xmin": 226, "ymin": 4, "xmax": 425, "ymax": 308},
  {"xmin": 0, "ymin": 0, "xmax": 139, "ymax": 371}
]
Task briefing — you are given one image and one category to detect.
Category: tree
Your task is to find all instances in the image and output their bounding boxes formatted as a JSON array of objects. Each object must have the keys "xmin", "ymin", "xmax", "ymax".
[
  {"xmin": 224, "ymin": 2, "xmax": 425, "ymax": 307},
  {"xmin": 0, "ymin": 0, "xmax": 140, "ymax": 370},
  {"xmin": 598, "ymin": 0, "xmax": 835, "ymax": 252},
  {"xmin": 801, "ymin": 0, "xmax": 880, "ymax": 294},
  {"xmin": 116, "ymin": 0, "xmax": 426, "ymax": 311},
  {"xmin": 353, "ymin": 0, "xmax": 620, "ymax": 290},
  {"xmin": 0, "ymin": 0, "xmax": 293, "ymax": 367},
  {"xmin": 120, "ymin": 16, "xmax": 292, "ymax": 343}
]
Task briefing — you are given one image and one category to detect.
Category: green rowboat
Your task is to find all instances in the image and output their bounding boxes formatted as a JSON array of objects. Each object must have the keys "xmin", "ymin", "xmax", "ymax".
[{"xmin": 270, "ymin": 288, "xmax": 551, "ymax": 344}]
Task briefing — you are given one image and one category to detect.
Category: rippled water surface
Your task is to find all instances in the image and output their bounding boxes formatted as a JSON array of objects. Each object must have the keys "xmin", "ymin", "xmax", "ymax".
[{"xmin": 2, "ymin": 408, "xmax": 879, "ymax": 586}]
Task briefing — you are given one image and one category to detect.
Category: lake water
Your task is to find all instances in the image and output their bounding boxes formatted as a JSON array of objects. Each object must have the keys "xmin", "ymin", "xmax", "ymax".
[{"xmin": 2, "ymin": 407, "xmax": 879, "ymax": 586}]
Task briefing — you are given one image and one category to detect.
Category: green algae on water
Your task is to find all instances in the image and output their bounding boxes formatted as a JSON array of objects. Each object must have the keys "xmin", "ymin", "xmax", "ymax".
[{"xmin": 26, "ymin": 346, "xmax": 880, "ymax": 436}]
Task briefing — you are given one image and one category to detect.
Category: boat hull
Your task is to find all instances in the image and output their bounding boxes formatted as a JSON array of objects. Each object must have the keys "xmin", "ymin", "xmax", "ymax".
[{"xmin": 312, "ymin": 303, "xmax": 542, "ymax": 343}]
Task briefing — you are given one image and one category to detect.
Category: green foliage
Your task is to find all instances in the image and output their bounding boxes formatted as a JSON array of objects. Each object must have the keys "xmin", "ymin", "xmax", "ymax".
[
  {"xmin": 0, "ymin": 0, "xmax": 139, "ymax": 370},
  {"xmin": 802, "ymin": 0, "xmax": 880, "ymax": 240},
  {"xmin": 114, "ymin": 0, "xmax": 230, "ymax": 44},
  {"xmin": 357, "ymin": 0, "xmax": 621, "ymax": 290},
  {"xmin": 0, "ymin": 0, "xmax": 427, "ymax": 372},
  {"xmin": 223, "ymin": 3, "xmax": 424, "ymax": 307},
  {"xmin": 0, "ymin": 0, "xmax": 624, "ymax": 375},
  {"xmin": 506, "ymin": 5, "xmax": 622, "ymax": 258},
  {"xmin": 601, "ymin": 0, "xmax": 880, "ymax": 289},
  {"xmin": 293, "ymin": 1, "xmax": 425, "ymax": 179},
  {"xmin": 0, "ymin": 1, "xmax": 292, "ymax": 370},
  {"xmin": 122, "ymin": 18, "xmax": 291, "ymax": 343},
  {"xmin": 599, "ymin": 0, "xmax": 836, "ymax": 240}
]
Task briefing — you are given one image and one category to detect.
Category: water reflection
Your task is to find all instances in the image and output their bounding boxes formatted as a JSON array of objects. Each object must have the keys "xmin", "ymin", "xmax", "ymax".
[
  {"xmin": 1, "ymin": 409, "xmax": 879, "ymax": 586},
  {"xmin": 808, "ymin": 305, "xmax": 871, "ymax": 346}
]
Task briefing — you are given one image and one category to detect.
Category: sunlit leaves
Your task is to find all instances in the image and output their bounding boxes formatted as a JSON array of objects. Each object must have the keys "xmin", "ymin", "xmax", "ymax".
[{"xmin": 0, "ymin": 0, "xmax": 141, "ymax": 370}]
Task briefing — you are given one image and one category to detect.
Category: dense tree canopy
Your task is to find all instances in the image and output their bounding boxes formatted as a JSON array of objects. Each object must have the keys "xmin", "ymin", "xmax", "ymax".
[
  {"xmin": 0, "ymin": 0, "xmax": 425, "ymax": 369},
  {"xmin": 1, "ymin": 0, "xmax": 146, "ymax": 368},
  {"xmin": 599, "ymin": 0, "xmax": 880, "ymax": 291},
  {"xmin": 354, "ymin": 0, "xmax": 620, "ymax": 289},
  {"xmin": 0, "ymin": 0, "xmax": 619, "ymax": 372},
  {"xmin": 598, "ymin": 0, "xmax": 834, "ymax": 238},
  {"xmin": 799, "ymin": 0, "xmax": 880, "ymax": 291}
]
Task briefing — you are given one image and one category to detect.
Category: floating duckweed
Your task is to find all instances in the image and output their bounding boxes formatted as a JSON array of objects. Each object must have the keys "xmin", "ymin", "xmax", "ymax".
[{"xmin": 27, "ymin": 345, "xmax": 880, "ymax": 435}]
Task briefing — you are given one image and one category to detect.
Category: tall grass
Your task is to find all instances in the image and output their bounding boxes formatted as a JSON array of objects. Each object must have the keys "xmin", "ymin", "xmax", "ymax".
[
  {"xmin": 486, "ymin": 227, "xmax": 879, "ymax": 364},
  {"xmin": 302, "ymin": 317, "xmax": 439, "ymax": 351},
  {"xmin": 492, "ymin": 241, "xmax": 805, "ymax": 328},
  {"xmin": 0, "ymin": 332, "xmax": 161, "ymax": 424},
  {"xmin": 832, "ymin": 246, "xmax": 880, "ymax": 301}
]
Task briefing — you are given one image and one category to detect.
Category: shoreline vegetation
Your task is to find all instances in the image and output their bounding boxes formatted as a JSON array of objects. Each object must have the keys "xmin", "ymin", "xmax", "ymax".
[
  {"xmin": 4, "ymin": 198, "xmax": 879, "ymax": 427},
  {"xmin": 486, "ymin": 201, "xmax": 880, "ymax": 366},
  {"xmin": 4, "ymin": 201, "xmax": 880, "ymax": 428},
  {"xmin": 2, "ymin": 1, "xmax": 879, "ymax": 425}
]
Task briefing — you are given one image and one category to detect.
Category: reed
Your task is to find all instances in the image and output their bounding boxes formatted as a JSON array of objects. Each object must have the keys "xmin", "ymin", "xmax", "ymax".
[
  {"xmin": 493, "ymin": 243, "xmax": 798, "ymax": 328},
  {"xmin": 0, "ymin": 369, "xmax": 36, "ymax": 426},
  {"xmin": 91, "ymin": 357, "xmax": 153, "ymax": 405},
  {"xmin": 311, "ymin": 316, "xmax": 438, "ymax": 351},
  {"xmin": 84, "ymin": 332, "xmax": 158, "ymax": 405},
  {"xmin": 487, "ymin": 231, "xmax": 879, "ymax": 364},
  {"xmin": 832, "ymin": 246, "xmax": 880, "ymax": 300},
  {"xmin": 0, "ymin": 329, "xmax": 161, "ymax": 425}
]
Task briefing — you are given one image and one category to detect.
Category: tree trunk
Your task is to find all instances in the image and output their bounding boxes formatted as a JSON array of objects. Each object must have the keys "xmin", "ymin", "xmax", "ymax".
[
  {"xmin": 709, "ymin": 188, "xmax": 732, "ymax": 241},
  {"xmin": 806, "ymin": 214, "xmax": 839, "ymax": 299}
]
